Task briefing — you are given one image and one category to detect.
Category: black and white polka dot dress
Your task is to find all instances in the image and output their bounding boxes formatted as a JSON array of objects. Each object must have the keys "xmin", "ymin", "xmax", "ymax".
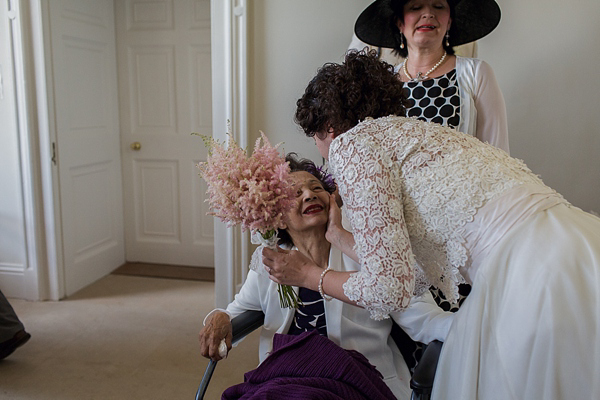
[{"xmin": 401, "ymin": 69, "xmax": 461, "ymax": 129}]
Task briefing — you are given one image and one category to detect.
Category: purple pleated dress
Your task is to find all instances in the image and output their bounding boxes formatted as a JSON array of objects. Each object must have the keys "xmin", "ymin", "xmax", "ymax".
[{"xmin": 222, "ymin": 330, "xmax": 397, "ymax": 399}]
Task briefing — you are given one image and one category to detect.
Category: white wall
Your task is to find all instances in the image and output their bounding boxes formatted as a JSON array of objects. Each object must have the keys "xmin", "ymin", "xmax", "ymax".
[
  {"xmin": 479, "ymin": 0, "xmax": 600, "ymax": 213},
  {"xmin": 247, "ymin": 0, "xmax": 371, "ymax": 161},
  {"xmin": 247, "ymin": 0, "xmax": 599, "ymax": 214}
]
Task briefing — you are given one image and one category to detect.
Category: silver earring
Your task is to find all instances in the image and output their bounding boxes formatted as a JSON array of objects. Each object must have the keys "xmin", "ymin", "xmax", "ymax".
[
  {"xmin": 400, "ymin": 33, "xmax": 405, "ymax": 49},
  {"xmin": 445, "ymin": 31, "xmax": 450, "ymax": 47}
]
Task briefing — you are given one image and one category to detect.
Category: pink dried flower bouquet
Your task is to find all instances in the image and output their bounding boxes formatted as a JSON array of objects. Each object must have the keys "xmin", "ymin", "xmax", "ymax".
[{"xmin": 196, "ymin": 131, "xmax": 301, "ymax": 308}]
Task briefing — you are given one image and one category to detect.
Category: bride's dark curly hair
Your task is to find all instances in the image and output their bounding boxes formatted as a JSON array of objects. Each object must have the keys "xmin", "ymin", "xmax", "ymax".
[{"xmin": 295, "ymin": 49, "xmax": 408, "ymax": 139}]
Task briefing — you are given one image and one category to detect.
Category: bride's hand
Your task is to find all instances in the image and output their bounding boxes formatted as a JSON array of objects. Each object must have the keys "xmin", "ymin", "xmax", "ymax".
[
  {"xmin": 325, "ymin": 193, "xmax": 359, "ymax": 262},
  {"xmin": 325, "ymin": 193, "xmax": 345, "ymax": 245}
]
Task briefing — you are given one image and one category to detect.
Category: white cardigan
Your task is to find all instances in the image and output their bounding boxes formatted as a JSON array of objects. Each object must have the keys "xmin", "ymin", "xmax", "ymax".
[
  {"xmin": 222, "ymin": 245, "xmax": 453, "ymax": 400},
  {"xmin": 455, "ymin": 56, "xmax": 509, "ymax": 153}
]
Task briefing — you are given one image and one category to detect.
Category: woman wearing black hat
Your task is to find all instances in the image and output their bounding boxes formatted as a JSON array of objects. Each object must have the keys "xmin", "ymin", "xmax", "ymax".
[{"xmin": 354, "ymin": 0, "xmax": 509, "ymax": 153}]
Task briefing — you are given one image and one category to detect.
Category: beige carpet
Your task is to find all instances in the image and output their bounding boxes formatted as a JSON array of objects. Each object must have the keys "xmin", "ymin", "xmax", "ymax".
[{"xmin": 0, "ymin": 275, "xmax": 260, "ymax": 400}]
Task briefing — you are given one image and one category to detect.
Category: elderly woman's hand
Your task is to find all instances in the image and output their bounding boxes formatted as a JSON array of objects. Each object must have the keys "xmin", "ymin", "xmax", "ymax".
[
  {"xmin": 262, "ymin": 247, "xmax": 322, "ymax": 290},
  {"xmin": 198, "ymin": 311, "xmax": 232, "ymax": 361}
]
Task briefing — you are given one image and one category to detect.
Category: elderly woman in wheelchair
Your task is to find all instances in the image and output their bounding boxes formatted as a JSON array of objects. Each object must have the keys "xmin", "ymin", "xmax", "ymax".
[{"xmin": 198, "ymin": 153, "xmax": 452, "ymax": 399}]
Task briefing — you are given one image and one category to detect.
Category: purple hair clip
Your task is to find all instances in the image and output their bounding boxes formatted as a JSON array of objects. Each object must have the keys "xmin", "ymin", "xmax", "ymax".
[{"xmin": 315, "ymin": 165, "xmax": 336, "ymax": 192}]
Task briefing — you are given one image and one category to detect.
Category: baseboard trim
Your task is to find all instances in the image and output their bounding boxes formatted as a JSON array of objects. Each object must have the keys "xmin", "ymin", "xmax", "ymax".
[{"xmin": 112, "ymin": 262, "xmax": 214, "ymax": 282}]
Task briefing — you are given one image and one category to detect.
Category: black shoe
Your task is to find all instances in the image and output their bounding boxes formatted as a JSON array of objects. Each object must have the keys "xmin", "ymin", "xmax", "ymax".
[{"xmin": 0, "ymin": 330, "xmax": 31, "ymax": 360}]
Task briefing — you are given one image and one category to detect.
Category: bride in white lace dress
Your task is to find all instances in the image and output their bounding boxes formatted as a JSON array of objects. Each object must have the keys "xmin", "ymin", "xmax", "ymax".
[{"xmin": 263, "ymin": 50, "xmax": 600, "ymax": 399}]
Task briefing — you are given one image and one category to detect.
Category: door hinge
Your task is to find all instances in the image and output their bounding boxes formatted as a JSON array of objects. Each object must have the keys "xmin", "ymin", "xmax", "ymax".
[
  {"xmin": 7, "ymin": 0, "xmax": 17, "ymax": 20},
  {"xmin": 52, "ymin": 142, "xmax": 57, "ymax": 165}
]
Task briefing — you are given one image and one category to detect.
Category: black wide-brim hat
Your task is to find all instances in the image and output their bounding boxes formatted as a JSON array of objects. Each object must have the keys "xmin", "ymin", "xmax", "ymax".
[{"xmin": 355, "ymin": 0, "xmax": 501, "ymax": 48}]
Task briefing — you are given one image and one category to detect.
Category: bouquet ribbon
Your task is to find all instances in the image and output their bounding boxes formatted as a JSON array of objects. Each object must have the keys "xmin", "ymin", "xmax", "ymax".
[{"xmin": 251, "ymin": 230, "xmax": 278, "ymax": 250}]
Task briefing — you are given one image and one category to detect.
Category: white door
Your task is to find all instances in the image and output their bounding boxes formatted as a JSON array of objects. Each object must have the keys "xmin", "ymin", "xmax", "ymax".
[
  {"xmin": 115, "ymin": 0, "xmax": 213, "ymax": 267},
  {"xmin": 0, "ymin": 0, "xmax": 28, "ymax": 297},
  {"xmin": 47, "ymin": 0, "xmax": 125, "ymax": 296}
]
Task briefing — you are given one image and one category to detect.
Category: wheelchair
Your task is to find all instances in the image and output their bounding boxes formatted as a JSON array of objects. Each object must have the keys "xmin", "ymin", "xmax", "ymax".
[{"xmin": 195, "ymin": 309, "xmax": 442, "ymax": 400}]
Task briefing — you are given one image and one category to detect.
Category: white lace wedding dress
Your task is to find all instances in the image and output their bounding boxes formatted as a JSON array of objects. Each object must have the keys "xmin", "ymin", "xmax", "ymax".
[{"xmin": 329, "ymin": 116, "xmax": 600, "ymax": 399}]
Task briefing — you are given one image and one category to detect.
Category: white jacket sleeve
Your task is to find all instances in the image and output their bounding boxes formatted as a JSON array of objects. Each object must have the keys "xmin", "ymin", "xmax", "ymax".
[
  {"xmin": 390, "ymin": 290, "xmax": 454, "ymax": 343},
  {"xmin": 473, "ymin": 60, "xmax": 510, "ymax": 154},
  {"xmin": 224, "ymin": 269, "xmax": 264, "ymax": 319}
]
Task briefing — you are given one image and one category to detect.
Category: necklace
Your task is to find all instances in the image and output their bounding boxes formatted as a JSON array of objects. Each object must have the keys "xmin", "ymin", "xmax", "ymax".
[{"xmin": 402, "ymin": 52, "xmax": 447, "ymax": 82}]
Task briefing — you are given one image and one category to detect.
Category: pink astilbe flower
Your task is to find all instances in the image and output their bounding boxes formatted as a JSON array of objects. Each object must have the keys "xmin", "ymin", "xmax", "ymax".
[
  {"xmin": 196, "ymin": 130, "xmax": 300, "ymax": 308},
  {"xmin": 197, "ymin": 131, "xmax": 295, "ymax": 236}
]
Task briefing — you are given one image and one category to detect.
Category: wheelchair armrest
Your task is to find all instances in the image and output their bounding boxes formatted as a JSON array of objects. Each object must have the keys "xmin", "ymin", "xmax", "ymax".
[
  {"xmin": 410, "ymin": 340, "xmax": 443, "ymax": 395},
  {"xmin": 195, "ymin": 309, "xmax": 265, "ymax": 400},
  {"xmin": 231, "ymin": 309, "xmax": 265, "ymax": 344}
]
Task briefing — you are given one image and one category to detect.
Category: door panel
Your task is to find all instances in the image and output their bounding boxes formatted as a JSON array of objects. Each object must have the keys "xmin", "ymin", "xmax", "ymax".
[
  {"xmin": 0, "ymin": 0, "xmax": 28, "ymax": 297},
  {"xmin": 48, "ymin": 0, "xmax": 124, "ymax": 295},
  {"xmin": 116, "ymin": 0, "xmax": 213, "ymax": 267}
]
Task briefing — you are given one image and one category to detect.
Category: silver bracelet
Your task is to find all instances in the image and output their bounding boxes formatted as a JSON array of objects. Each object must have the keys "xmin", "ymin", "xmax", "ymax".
[{"xmin": 318, "ymin": 267, "xmax": 333, "ymax": 301}]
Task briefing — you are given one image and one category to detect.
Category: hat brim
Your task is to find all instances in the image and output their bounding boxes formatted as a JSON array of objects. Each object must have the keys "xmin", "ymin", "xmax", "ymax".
[{"xmin": 354, "ymin": 0, "xmax": 501, "ymax": 48}]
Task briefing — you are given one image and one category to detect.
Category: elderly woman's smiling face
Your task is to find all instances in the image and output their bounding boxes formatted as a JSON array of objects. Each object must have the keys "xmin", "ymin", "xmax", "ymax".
[
  {"xmin": 397, "ymin": 0, "xmax": 452, "ymax": 49},
  {"xmin": 283, "ymin": 171, "xmax": 330, "ymax": 234}
]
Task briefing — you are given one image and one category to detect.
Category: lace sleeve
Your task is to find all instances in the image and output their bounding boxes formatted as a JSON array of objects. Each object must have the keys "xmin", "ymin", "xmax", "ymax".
[
  {"xmin": 330, "ymin": 130, "xmax": 415, "ymax": 320},
  {"xmin": 249, "ymin": 245, "xmax": 269, "ymax": 277}
]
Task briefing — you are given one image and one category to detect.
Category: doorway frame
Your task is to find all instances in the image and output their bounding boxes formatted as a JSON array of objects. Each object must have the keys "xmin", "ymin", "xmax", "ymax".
[
  {"xmin": 210, "ymin": 0, "xmax": 250, "ymax": 308},
  {"xmin": 1, "ymin": 0, "xmax": 62, "ymax": 301},
  {"xmin": 13, "ymin": 0, "xmax": 248, "ymax": 303}
]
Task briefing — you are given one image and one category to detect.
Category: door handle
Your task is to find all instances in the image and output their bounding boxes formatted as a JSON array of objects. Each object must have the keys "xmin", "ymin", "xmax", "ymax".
[{"xmin": 130, "ymin": 142, "xmax": 141, "ymax": 151}]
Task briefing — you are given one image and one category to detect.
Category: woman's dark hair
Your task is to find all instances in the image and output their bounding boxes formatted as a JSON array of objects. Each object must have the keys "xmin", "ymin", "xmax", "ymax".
[
  {"xmin": 390, "ymin": 0, "xmax": 457, "ymax": 58},
  {"xmin": 277, "ymin": 153, "xmax": 336, "ymax": 246},
  {"xmin": 295, "ymin": 50, "xmax": 408, "ymax": 138}
]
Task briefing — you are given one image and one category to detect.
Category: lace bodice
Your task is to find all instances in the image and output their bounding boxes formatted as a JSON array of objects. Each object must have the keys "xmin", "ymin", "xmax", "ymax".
[{"xmin": 330, "ymin": 116, "xmax": 546, "ymax": 320}]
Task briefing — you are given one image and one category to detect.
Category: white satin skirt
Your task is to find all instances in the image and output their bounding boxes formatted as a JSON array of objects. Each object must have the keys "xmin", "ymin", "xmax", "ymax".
[{"xmin": 432, "ymin": 203, "xmax": 600, "ymax": 399}]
